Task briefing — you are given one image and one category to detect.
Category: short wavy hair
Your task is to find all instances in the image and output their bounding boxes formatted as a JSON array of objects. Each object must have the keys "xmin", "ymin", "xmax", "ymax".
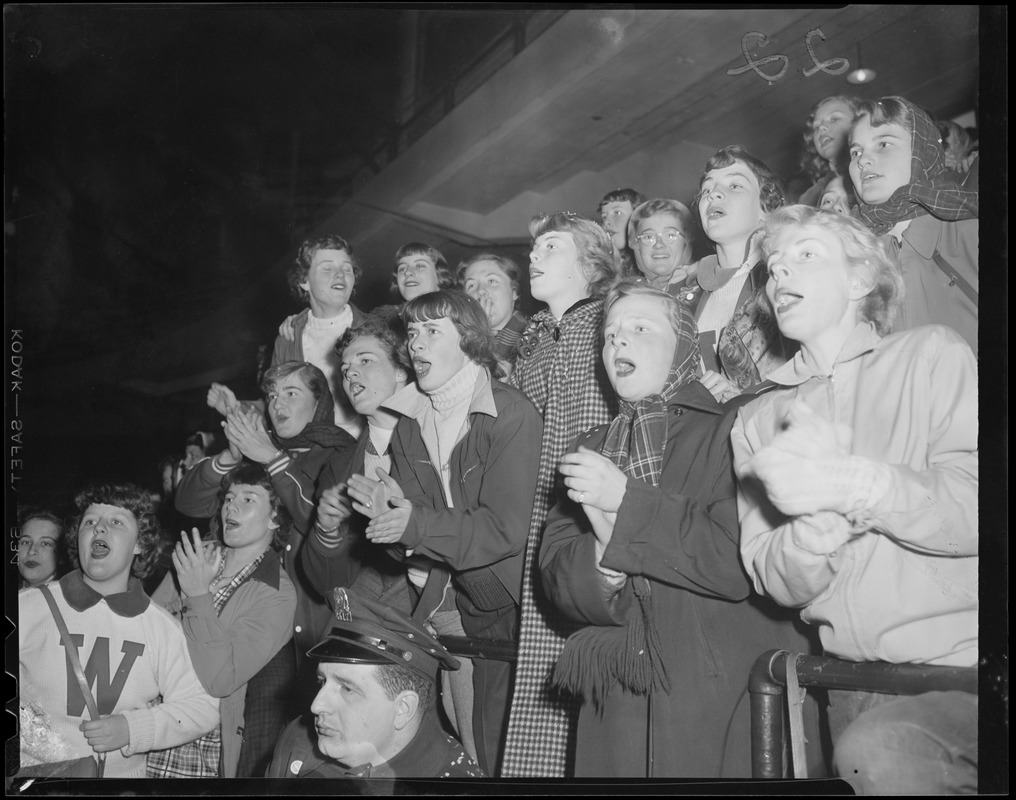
[
  {"xmin": 761, "ymin": 205, "xmax": 903, "ymax": 336},
  {"xmin": 67, "ymin": 484, "xmax": 162, "ymax": 580},
  {"xmin": 402, "ymin": 289, "xmax": 498, "ymax": 372},
  {"xmin": 597, "ymin": 188, "xmax": 646, "ymax": 216},
  {"xmin": 455, "ymin": 253, "xmax": 523, "ymax": 297},
  {"xmin": 529, "ymin": 212, "xmax": 618, "ymax": 298},
  {"xmin": 287, "ymin": 235, "xmax": 363, "ymax": 305},
  {"xmin": 626, "ymin": 198, "xmax": 696, "ymax": 252},
  {"xmin": 209, "ymin": 462, "xmax": 293, "ymax": 552},
  {"xmin": 334, "ymin": 314, "xmax": 413, "ymax": 378},
  {"xmin": 696, "ymin": 146, "xmax": 785, "ymax": 214},
  {"xmin": 390, "ymin": 243, "xmax": 456, "ymax": 299},
  {"xmin": 18, "ymin": 506, "xmax": 70, "ymax": 583},
  {"xmin": 800, "ymin": 95, "xmax": 863, "ymax": 183}
]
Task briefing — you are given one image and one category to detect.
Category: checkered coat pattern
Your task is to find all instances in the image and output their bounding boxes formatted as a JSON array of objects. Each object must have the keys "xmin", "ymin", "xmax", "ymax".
[{"xmin": 501, "ymin": 299, "xmax": 616, "ymax": 777}]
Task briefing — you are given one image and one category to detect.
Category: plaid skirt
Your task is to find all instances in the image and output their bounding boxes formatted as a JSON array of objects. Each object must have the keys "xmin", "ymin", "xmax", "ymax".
[{"xmin": 146, "ymin": 725, "xmax": 221, "ymax": 778}]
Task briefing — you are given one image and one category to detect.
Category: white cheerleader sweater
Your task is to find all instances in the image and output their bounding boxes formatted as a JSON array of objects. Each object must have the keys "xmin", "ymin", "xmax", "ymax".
[{"xmin": 19, "ymin": 571, "xmax": 220, "ymax": 778}]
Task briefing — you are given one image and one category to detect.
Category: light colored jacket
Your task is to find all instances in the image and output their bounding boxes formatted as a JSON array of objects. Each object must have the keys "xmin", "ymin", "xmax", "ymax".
[{"xmin": 732, "ymin": 323, "xmax": 978, "ymax": 667}]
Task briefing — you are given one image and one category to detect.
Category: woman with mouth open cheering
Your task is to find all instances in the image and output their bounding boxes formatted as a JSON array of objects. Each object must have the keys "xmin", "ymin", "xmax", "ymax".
[
  {"xmin": 539, "ymin": 280, "xmax": 821, "ymax": 778},
  {"xmin": 345, "ymin": 289, "xmax": 541, "ymax": 777},
  {"xmin": 152, "ymin": 463, "xmax": 297, "ymax": 778}
]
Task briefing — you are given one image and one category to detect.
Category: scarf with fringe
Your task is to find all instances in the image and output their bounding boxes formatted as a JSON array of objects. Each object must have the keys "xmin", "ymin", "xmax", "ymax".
[
  {"xmin": 856, "ymin": 96, "xmax": 978, "ymax": 236},
  {"xmin": 553, "ymin": 300, "xmax": 699, "ymax": 710}
]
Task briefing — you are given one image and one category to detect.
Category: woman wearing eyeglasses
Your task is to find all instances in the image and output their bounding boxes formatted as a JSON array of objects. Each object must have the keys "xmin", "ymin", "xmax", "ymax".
[{"xmin": 627, "ymin": 199, "xmax": 700, "ymax": 306}]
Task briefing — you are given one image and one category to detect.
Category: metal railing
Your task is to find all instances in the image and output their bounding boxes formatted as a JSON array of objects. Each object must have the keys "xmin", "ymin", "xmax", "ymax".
[{"xmin": 749, "ymin": 649, "xmax": 978, "ymax": 779}]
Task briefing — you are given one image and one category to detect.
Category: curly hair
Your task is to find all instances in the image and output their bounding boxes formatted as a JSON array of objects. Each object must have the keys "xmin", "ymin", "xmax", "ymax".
[
  {"xmin": 528, "ymin": 212, "xmax": 619, "ymax": 298},
  {"xmin": 626, "ymin": 199, "xmax": 697, "ymax": 285},
  {"xmin": 403, "ymin": 289, "xmax": 498, "ymax": 372},
  {"xmin": 287, "ymin": 235, "xmax": 363, "ymax": 305},
  {"xmin": 390, "ymin": 243, "xmax": 456, "ymax": 299},
  {"xmin": 762, "ymin": 205, "xmax": 904, "ymax": 336},
  {"xmin": 799, "ymin": 95, "xmax": 863, "ymax": 183},
  {"xmin": 67, "ymin": 484, "xmax": 162, "ymax": 580},
  {"xmin": 334, "ymin": 314, "xmax": 413, "ymax": 377},
  {"xmin": 209, "ymin": 462, "xmax": 293, "ymax": 552},
  {"xmin": 696, "ymin": 146, "xmax": 785, "ymax": 214}
]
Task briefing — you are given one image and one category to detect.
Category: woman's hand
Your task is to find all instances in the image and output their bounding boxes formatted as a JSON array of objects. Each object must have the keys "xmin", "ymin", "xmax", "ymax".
[
  {"xmin": 79, "ymin": 715, "xmax": 129, "ymax": 753},
  {"xmin": 699, "ymin": 370, "xmax": 740, "ymax": 403},
  {"xmin": 172, "ymin": 528, "xmax": 223, "ymax": 598},
  {"xmin": 223, "ymin": 408, "xmax": 279, "ymax": 464},
  {"xmin": 316, "ymin": 484, "xmax": 352, "ymax": 531},
  {"xmin": 364, "ymin": 497, "xmax": 413, "ymax": 544},
  {"xmin": 348, "ymin": 469, "xmax": 404, "ymax": 520},
  {"xmin": 559, "ymin": 446, "xmax": 628, "ymax": 513},
  {"xmin": 769, "ymin": 399, "xmax": 852, "ymax": 461},
  {"xmin": 584, "ymin": 506, "xmax": 617, "ymax": 551},
  {"xmin": 278, "ymin": 314, "xmax": 299, "ymax": 343},
  {"xmin": 206, "ymin": 383, "xmax": 239, "ymax": 417}
]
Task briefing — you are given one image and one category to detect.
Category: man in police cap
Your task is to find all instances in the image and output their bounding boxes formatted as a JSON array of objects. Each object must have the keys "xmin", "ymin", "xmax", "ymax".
[{"xmin": 268, "ymin": 588, "xmax": 484, "ymax": 779}]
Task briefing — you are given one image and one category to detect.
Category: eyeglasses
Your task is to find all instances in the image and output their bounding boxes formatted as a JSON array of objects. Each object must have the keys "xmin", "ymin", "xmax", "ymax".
[{"xmin": 634, "ymin": 230, "xmax": 685, "ymax": 246}]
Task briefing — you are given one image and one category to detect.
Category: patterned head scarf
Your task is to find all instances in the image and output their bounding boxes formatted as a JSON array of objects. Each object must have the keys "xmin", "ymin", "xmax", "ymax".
[
  {"xmin": 599, "ymin": 298, "xmax": 699, "ymax": 487},
  {"xmin": 855, "ymin": 96, "xmax": 978, "ymax": 236}
]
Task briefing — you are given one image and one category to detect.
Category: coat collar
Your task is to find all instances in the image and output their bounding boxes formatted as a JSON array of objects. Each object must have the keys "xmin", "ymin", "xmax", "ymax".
[
  {"xmin": 669, "ymin": 379, "xmax": 725, "ymax": 415},
  {"xmin": 766, "ymin": 322, "xmax": 882, "ymax": 386},
  {"xmin": 249, "ymin": 547, "xmax": 283, "ymax": 590},
  {"xmin": 382, "ymin": 367, "xmax": 498, "ymax": 421},
  {"xmin": 60, "ymin": 569, "xmax": 150, "ymax": 617}
]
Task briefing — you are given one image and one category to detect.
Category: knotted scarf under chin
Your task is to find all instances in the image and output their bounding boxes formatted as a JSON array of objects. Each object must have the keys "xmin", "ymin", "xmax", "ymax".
[
  {"xmin": 272, "ymin": 378, "xmax": 353, "ymax": 451},
  {"xmin": 553, "ymin": 309, "xmax": 699, "ymax": 710},
  {"xmin": 856, "ymin": 96, "xmax": 978, "ymax": 236}
]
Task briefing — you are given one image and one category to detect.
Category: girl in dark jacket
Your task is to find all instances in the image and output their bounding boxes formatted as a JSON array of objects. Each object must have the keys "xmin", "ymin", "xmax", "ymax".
[{"xmin": 540, "ymin": 280, "xmax": 823, "ymax": 778}]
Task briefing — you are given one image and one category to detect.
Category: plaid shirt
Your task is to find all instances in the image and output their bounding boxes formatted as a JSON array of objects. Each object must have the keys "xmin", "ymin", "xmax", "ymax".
[{"xmin": 502, "ymin": 298, "xmax": 616, "ymax": 777}]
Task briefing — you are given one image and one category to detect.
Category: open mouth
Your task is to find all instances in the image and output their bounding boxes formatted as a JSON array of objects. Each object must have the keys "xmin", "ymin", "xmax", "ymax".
[
  {"xmin": 347, "ymin": 382, "xmax": 366, "ymax": 398},
  {"xmin": 706, "ymin": 205, "xmax": 725, "ymax": 220},
  {"xmin": 224, "ymin": 518, "xmax": 240, "ymax": 530},
  {"xmin": 330, "ymin": 282, "xmax": 346, "ymax": 292},
  {"xmin": 819, "ymin": 135, "xmax": 834, "ymax": 149},
  {"xmin": 773, "ymin": 289, "xmax": 803, "ymax": 312},
  {"xmin": 90, "ymin": 540, "xmax": 110, "ymax": 559},
  {"xmin": 613, "ymin": 358, "xmax": 636, "ymax": 377},
  {"xmin": 413, "ymin": 358, "xmax": 431, "ymax": 379},
  {"xmin": 860, "ymin": 172, "xmax": 882, "ymax": 184}
]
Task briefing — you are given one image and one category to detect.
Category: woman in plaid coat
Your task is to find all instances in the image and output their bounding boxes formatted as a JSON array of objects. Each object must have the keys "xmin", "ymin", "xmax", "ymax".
[{"xmin": 500, "ymin": 212, "xmax": 618, "ymax": 777}]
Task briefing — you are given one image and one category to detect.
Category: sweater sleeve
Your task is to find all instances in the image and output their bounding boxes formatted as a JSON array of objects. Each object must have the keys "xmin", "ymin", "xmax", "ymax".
[
  {"xmin": 180, "ymin": 580, "xmax": 297, "ymax": 698},
  {"xmin": 174, "ymin": 455, "xmax": 232, "ymax": 519},
  {"xmin": 395, "ymin": 398, "xmax": 542, "ymax": 572},
  {"xmin": 120, "ymin": 612, "xmax": 220, "ymax": 755}
]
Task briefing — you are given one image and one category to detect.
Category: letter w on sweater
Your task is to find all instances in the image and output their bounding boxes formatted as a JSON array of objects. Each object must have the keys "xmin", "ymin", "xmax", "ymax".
[{"xmin": 61, "ymin": 634, "xmax": 146, "ymax": 716}]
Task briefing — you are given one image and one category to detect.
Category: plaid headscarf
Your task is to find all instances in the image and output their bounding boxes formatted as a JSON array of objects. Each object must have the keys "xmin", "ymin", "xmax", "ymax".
[
  {"xmin": 856, "ymin": 96, "xmax": 979, "ymax": 236},
  {"xmin": 599, "ymin": 302, "xmax": 700, "ymax": 486}
]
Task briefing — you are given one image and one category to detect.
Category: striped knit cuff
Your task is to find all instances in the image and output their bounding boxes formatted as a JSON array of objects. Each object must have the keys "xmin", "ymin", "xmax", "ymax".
[
  {"xmin": 314, "ymin": 521, "xmax": 344, "ymax": 549},
  {"xmin": 266, "ymin": 451, "xmax": 291, "ymax": 476},
  {"xmin": 211, "ymin": 453, "xmax": 235, "ymax": 474}
]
